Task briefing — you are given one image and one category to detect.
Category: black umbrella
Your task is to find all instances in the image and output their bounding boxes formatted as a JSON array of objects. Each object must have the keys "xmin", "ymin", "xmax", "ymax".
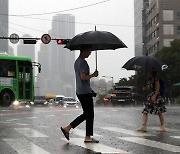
[
  {"xmin": 64, "ymin": 30, "xmax": 127, "ymax": 51},
  {"xmin": 64, "ymin": 30, "xmax": 127, "ymax": 70},
  {"xmin": 122, "ymin": 56, "xmax": 168, "ymax": 72}
]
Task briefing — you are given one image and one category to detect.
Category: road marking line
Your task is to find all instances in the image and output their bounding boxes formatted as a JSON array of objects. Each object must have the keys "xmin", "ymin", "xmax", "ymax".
[
  {"xmin": 26, "ymin": 116, "xmax": 37, "ymax": 119},
  {"xmin": 72, "ymin": 128, "xmax": 102, "ymax": 137},
  {"xmin": 149, "ymin": 126, "xmax": 180, "ymax": 132},
  {"xmin": 1, "ymin": 110, "xmax": 10, "ymax": 112},
  {"xmin": 0, "ymin": 121, "xmax": 10, "ymax": 123},
  {"xmin": 15, "ymin": 123, "xmax": 29, "ymax": 126},
  {"xmin": 45, "ymin": 115, "xmax": 55, "ymax": 117},
  {"xmin": 6, "ymin": 119, "xmax": 19, "ymax": 121},
  {"xmin": 61, "ymin": 138, "xmax": 128, "ymax": 154},
  {"xmin": 171, "ymin": 136, "xmax": 180, "ymax": 139},
  {"xmin": 3, "ymin": 138, "xmax": 51, "ymax": 154},
  {"xmin": 61, "ymin": 114, "xmax": 70, "ymax": 116},
  {"xmin": 119, "ymin": 137, "xmax": 180, "ymax": 153},
  {"xmin": 101, "ymin": 127, "xmax": 155, "ymax": 136},
  {"xmin": 37, "ymin": 126, "xmax": 49, "ymax": 128},
  {"xmin": 14, "ymin": 128, "xmax": 48, "ymax": 138}
]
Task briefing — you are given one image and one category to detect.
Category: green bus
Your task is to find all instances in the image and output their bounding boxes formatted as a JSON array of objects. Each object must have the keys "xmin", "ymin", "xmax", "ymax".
[{"xmin": 0, "ymin": 54, "xmax": 41, "ymax": 107}]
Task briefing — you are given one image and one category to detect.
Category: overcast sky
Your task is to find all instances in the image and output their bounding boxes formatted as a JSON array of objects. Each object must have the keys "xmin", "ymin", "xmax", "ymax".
[{"xmin": 9, "ymin": 0, "xmax": 135, "ymax": 83}]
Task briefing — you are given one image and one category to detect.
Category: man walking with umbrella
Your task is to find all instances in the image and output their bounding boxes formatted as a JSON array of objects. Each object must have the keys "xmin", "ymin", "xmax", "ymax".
[{"xmin": 61, "ymin": 45, "xmax": 99, "ymax": 143}]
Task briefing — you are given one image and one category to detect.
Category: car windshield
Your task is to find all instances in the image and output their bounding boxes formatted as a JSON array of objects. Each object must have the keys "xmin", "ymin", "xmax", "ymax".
[
  {"xmin": 56, "ymin": 97, "xmax": 63, "ymax": 101},
  {"xmin": 115, "ymin": 87, "xmax": 131, "ymax": 91},
  {"xmin": 63, "ymin": 98, "xmax": 76, "ymax": 101},
  {"xmin": 34, "ymin": 96, "xmax": 45, "ymax": 100}
]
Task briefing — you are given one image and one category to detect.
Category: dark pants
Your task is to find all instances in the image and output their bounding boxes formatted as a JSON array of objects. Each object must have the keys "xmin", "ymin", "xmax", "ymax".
[{"xmin": 70, "ymin": 94, "xmax": 94, "ymax": 136}]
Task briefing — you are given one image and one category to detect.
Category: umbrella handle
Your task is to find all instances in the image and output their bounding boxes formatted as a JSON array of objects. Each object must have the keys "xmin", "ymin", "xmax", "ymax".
[
  {"xmin": 95, "ymin": 26, "xmax": 97, "ymax": 71},
  {"xmin": 95, "ymin": 50, "xmax": 97, "ymax": 71}
]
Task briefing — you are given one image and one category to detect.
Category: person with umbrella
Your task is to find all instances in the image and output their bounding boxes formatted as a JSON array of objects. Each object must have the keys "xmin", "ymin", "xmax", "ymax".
[
  {"xmin": 136, "ymin": 70, "xmax": 166, "ymax": 132},
  {"xmin": 122, "ymin": 55, "xmax": 168, "ymax": 132},
  {"xmin": 61, "ymin": 45, "xmax": 99, "ymax": 143}
]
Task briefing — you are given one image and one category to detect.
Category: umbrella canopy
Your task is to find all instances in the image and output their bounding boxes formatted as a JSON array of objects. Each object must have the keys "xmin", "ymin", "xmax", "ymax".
[
  {"xmin": 64, "ymin": 30, "xmax": 127, "ymax": 51},
  {"xmin": 122, "ymin": 56, "xmax": 168, "ymax": 72}
]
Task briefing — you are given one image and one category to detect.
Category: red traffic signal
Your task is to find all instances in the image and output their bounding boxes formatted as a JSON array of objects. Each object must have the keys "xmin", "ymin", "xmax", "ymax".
[{"xmin": 57, "ymin": 39, "xmax": 70, "ymax": 45}]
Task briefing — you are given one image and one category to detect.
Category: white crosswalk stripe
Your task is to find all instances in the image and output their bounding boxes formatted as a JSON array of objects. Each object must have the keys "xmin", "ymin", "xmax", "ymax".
[
  {"xmin": 149, "ymin": 126, "xmax": 180, "ymax": 132},
  {"xmin": 101, "ymin": 127, "xmax": 155, "ymax": 136},
  {"xmin": 61, "ymin": 138, "xmax": 128, "ymax": 154},
  {"xmin": 6, "ymin": 118, "xmax": 19, "ymax": 121},
  {"xmin": 26, "ymin": 116, "xmax": 37, "ymax": 119},
  {"xmin": 3, "ymin": 138, "xmax": 51, "ymax": 154},
  {"xmin": 170, "ymin": 136, "xmax": 180, "ymax": 139},
  {"xmin": 45, "ymin": 115, "xmax": 55, "ymax": 117},
  {"xmin": 71, "ymin": 128, "xmax": 102, "ymax": 137},
  {"xmin": 118, "ymin": 137, "xmax": 180, "ymax": 153},
  {"xmin": 14, "ymin": 128, "xmax": 48, "ymax": 138},
  {"xmin": 15, "ymin": 123, "xmax": 29, "ymax": 126},
  {"xmin": 60, "ymin": 128, "xmax": 128, "ymax": 153}
]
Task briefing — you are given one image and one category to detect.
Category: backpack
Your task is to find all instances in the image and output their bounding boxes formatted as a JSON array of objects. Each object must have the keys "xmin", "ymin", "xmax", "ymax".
[{"xmin": 159, "ymin": 79, "xmax": 166, "ymax": 97}]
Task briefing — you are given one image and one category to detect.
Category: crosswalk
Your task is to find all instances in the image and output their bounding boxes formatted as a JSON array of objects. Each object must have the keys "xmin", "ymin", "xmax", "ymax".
[
  {"xmin": 101, "ymin": 127, "xmax": 155, "ymax": 136},
  {"xmin": 3, "ymin": 138, "xmax": 51, "ymax": 154},
  {"xmin": 118, "ymin": 137, "xmax": 180, "ymax": 153},
  {"xmin": 61, "ymin": 138, "xmax": 128, "ymax": 154},
  {"xmin": 1, "ymin": 116, "xmax": 180, "ymax": 153}
]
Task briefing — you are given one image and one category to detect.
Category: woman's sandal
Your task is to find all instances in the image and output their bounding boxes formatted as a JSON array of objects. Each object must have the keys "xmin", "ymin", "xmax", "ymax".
[
  {"xmin": 84, "ymin": 138, "xmax": 99, "ymax": 143},
  {"xmin": 60, "ymin": 127, "xmax": 69, "ymax": 140}
]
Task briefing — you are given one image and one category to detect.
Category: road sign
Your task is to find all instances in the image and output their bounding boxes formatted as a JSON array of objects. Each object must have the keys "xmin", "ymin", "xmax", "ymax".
[
  {"xmin": 41, "ymin": 34, "xmax": 51, "ymax": 44},
  {"xmin": 9, "ymin": 33, "xmax": 19, "ymax": 44}
]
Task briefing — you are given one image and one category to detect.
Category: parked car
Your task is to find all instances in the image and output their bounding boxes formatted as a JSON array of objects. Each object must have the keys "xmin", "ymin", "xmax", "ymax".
[
  {"xmin": 33, "ymin": 96, "xmax": 48, "ymax": 106},
  {"xmin": 62, "ymin": 97, "xmax": 80, "ymax": 108},
  {"xmin": 110, "ymin": 86, "xmax": 144, "ymax": 106},
  {"xmin": 54, "ymin": 95, "xmax": 65, "ymax": 106}
]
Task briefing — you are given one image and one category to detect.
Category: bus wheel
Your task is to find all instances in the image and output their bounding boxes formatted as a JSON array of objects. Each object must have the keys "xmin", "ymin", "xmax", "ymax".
[{"xmin": 0, "ymin": 91, "xmax": 14, "ymax": 107}]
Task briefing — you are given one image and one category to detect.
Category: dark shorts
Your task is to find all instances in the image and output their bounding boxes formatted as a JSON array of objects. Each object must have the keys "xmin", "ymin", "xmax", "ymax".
[{"xmin": 142, "ymin": 93, "xmax": 167, "ymax": 114}]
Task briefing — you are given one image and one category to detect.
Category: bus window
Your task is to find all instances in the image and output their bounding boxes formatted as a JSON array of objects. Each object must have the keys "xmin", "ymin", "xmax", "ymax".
[
  {"xmin": 25, "ymin": 67, "xmax": 31, "ymax": 99},
  {"xmin": 0, "ymin": 60, "xmax": 16, "ymax": 77},
  {"xmin": 18, "ymin": 67, "xmax": 23, "ymax": 99}
]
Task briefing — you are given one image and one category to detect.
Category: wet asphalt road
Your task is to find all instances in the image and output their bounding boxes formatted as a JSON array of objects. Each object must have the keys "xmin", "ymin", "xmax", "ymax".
[{"xmin": 0, "ymin": 105, "xmax": 180, "ymax": 154}]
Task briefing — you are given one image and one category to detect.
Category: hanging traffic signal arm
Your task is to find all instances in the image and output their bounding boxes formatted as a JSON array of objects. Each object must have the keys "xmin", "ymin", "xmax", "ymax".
[{"xmin": 0, "ymin": 35, "xmax": 71, "ymax": 45}]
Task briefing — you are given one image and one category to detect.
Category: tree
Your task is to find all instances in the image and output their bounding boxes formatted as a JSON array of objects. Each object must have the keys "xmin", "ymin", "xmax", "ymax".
[{"xmin": 155, "ymin": 39, "xmax": 180, "ymax": 97}]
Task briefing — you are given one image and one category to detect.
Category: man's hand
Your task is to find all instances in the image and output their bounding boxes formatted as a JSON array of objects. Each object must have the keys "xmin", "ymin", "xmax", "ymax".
[{"xmin": 92, "ymin": 70, "xmax": 98, "ymax": 77}]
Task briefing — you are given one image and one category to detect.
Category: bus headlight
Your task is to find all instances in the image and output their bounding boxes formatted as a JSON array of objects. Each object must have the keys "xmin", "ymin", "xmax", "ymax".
[
  {"xmin": 44, "ymin": 101, "xmax": 48, "ymax": 105},
  {"xmin": 13, "ymin": 101, "xmax": 20, "ymax": 106},
  {"xmin": 30, "ymin": 102, "xmax": 34, "ymax": 105}
]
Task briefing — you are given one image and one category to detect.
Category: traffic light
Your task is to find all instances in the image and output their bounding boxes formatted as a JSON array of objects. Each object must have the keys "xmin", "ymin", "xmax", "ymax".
[
  {"xmin": 23, "ymin": 39, "xmax": 37, "ymax": 44},
  {"xmin": 57, "ymin": 39, "xmax": 70, "ymax": 45}
]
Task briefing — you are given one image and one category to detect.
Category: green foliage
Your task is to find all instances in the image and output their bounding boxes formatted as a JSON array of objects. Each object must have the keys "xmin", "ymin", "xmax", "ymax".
[{"xmin": 154, "ymin": 39, "xmax": 180, "ymax": 97}]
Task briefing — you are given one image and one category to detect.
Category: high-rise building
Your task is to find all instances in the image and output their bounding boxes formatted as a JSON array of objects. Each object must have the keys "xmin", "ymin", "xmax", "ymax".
[
  {"xmin": 135, "ymin": 0, "xmax": 180, "ymax": 56},
  {"xmin": 134, "ymin": 0, "xmax": 149, "ymax": 56},
  {"xmin": 145, "ymin": 0, "xmax": 180, "ymax": 55},
  {"xmin": 37, "ymin": 14, "xmax": 75, "ymax": 97},
  {"xmin": 0, "ymin": 0, "xmax": 8, "ymax": 53}
]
